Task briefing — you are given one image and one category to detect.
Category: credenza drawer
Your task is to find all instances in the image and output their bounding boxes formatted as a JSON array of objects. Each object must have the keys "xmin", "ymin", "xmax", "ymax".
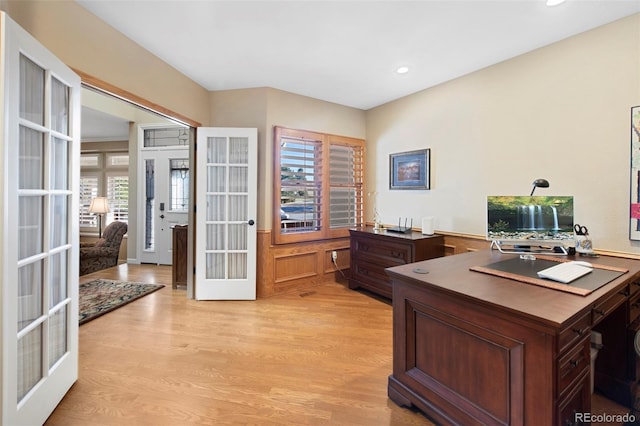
[
  {"xmin": 352, "ymin": 260, "xmax": 391, "ymax": 288},
  {"xmin": 557, "ymin": 338, "xmax": 590, "ymax": 397},
  {"xmin": 352, "ymin": 237, "xmax": 412, "ymax": 265}
]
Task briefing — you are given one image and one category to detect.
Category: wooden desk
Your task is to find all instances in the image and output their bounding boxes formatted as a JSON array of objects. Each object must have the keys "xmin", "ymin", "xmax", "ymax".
[{"xmin": 386, "ymin": 250, "xmax": 640, "ymax": 425}]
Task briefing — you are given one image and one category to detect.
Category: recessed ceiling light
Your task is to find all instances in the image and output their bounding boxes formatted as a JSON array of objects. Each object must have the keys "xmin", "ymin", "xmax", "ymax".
[
  {"xmin": 546, "ymin": 0, "xmax": 566, "ymax": 6},
  {"xmin": 396, "ymin": 66, "xmax": 409, "ymax": 74}
]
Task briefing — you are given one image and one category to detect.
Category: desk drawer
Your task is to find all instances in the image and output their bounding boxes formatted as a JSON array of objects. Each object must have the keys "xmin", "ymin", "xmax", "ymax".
[
  {"xmin": 352, "ymin": 237, "xmax": 412, "ymax": 265},
  {"xmin": 558, "ymin": 338, "xmax": 590, "ymax": 397},
  {"xmin": 592, "ymin": 290, "xmax": 627, "ymax": 326},
  {"xmin": 559, "ymin": 313, "xmax": 591, "ymax": 355},
  {"xmin": 630, "ymin": 291, "xmax": 640, "ymax": 324}
]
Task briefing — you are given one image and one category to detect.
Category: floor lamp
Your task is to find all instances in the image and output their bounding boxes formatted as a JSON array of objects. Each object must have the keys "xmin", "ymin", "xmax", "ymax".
[{"xmin": 89, "ymin": 197, "xmax": 109, "ymax": 238}]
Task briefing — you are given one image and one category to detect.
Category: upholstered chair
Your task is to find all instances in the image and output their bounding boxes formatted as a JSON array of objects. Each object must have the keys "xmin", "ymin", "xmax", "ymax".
[{"xmin": 79, "ymin": 221, "xmax": 128, "ymax": 276}]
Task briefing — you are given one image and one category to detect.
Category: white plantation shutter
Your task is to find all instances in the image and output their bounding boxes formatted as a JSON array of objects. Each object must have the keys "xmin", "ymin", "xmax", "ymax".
[
  {"xmin": 106, "ymin": 174, "xmax": 128, "ymax": 224},
  {"xmin": 329, "ymin": 142, "xmax": 364, "ymax": 229},
  {"xmin": 279, "ymin": 135, "xmax": 323, "ymax": 234},
  {"xmin": 79, "ymin": 175, "xmax": 98, "ymax": 228}
]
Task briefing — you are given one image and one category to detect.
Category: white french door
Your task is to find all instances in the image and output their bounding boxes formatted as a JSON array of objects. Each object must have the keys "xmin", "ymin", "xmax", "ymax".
[
  {"xmin": 0, "ymin": 12, "xmax": 80, "ymax": 425},
  {"xmin": 139, "ymin": 148, "xmax": 189, "ymax": 265},
  {"xmin": 195, "ymin": 128, "xmax": 257, "ymax": 300}
]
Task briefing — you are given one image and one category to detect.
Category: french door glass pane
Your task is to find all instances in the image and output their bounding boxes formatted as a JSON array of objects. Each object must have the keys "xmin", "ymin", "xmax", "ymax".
[
  {"xmin": 206, "ymin": 224, "xmax": 225, "ymax": 250},
  {"xmin": 49, "ymin": 251, "xmax": 67, "ymax": 307},
  {"xmin": 51, "ymin": 77, "xmax": 69, "ymax": 135},
  {"xmin": 50, "ymin": 195, "xmax": 68, "ymax": 248},
  {"xmin": 207, "ymin": 137, "xmax": 226, "ymax": 163},
  {"xmin": 19, "ymin": 55, "xmax": 44, "ymax": 125},
  {"xmin": 18, "ymin": 260, "xmax": 43, "ymax": 332},
  {"xmin": 229, "ymin": 137, "xmax": 248, "ymax": 163},
  {"xmin": 206, "ymin": 254, "xmax": 225, "ymax": 279},
  {"xmin": 19, "ymin": 196, "xmax": 44, "ymax": 260},
  {"xmin": 229, "ymin": 195, "xmax": 247, "ymax": 221},
  {"xmin": 17, "ymin": 326, "xmax": 43, "ymax": 403},
  {"xmin": 228, "ymin": 224, "xmax": 247, "ymax": 250},
  {"xmin": 228, "ymin": 253, "xmax": 247, "ymax": 279},
  {"xmin": 48, "ymin": 307, "xmax": 67, "ymax": 368},
  {"xmin": 206, "ymin": 195, "xmax": 225, "ymax": 221},
  {"xmin": 229, "ymin": 166, "xmax": 247, "ymax": 192},
  {"xmin": 19, "ymin": 127, "xmax": 44, "ymax": 190},
  {"xmin": 50, "ymin": 137, "xmax": 69, "ymax": 190},
  {"xmin": 207, "ymin": 166, "xmax": 225, "ymax": 192}
]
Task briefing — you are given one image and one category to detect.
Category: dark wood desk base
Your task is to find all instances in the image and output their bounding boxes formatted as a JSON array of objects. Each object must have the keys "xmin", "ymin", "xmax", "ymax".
[{"xmin": 386, "ymin": 250, "xmax": 640, "ymax": 425}]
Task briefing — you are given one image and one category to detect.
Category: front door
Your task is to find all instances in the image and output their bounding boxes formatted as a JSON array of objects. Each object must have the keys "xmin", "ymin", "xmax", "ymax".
[
  {"xmin": 195, "ymin": 128, "xmax": 257, "ymax": 300},
  {"xmin": 139, "ymin": 147, "xmax": 190, "ymax": 265},
  {"xmin": 0, "ymin": 12, "xmax": 81, "ymax": 425}
]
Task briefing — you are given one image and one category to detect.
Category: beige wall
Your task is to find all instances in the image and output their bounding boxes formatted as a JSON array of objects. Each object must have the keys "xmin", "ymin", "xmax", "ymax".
[
  {"xmin": 5, "ymin": 1, "xmax": 638, "ymax": 255},
  {"xmin": 366, "ymin": 14, "xmax": 640, "ymax": 254},
  {"xmin": 209, "ymin": 87, "xmax": 366, "ymax": 230},
  {"xmin": 0, "ymin": 0, "xmax": 210, "ymax": 126}
]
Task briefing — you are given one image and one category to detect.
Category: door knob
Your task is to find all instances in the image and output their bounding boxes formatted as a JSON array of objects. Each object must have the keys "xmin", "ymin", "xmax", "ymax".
[
  {"xmin": 248, "ymin": 219, "xmax": 255, "ymax": 226},
  {"xmin": 160, "ymin": 214, "xmax": 165, "ymax": 219}
]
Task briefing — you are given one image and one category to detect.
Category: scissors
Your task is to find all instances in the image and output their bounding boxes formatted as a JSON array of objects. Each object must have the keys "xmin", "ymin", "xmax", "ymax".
[{"xmin": 574, "ymin": 224, "xmax": 589, "ymax": 236}]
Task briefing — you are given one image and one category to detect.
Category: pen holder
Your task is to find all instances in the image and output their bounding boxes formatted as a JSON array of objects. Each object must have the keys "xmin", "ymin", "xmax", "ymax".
[{"xmin": 575, "ymin": 234, "xmax": 593, "ymax": 254}]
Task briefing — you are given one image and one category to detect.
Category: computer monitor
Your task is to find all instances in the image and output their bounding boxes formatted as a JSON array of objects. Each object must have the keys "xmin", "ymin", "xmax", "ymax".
[{"xmin": 487, "ymin": 195, "xmax": 574, "ymax": 254}]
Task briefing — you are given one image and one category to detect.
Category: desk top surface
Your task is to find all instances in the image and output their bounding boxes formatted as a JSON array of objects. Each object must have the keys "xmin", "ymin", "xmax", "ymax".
[{"xmin": 386, "ymin": 250, "xmax": 640, "ymax": 327}]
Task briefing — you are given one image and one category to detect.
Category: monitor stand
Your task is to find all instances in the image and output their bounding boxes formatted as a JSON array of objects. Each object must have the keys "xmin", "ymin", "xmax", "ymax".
[{"xmin": 490, "ymin": 240, "xmax": 568, "ymax": 255}]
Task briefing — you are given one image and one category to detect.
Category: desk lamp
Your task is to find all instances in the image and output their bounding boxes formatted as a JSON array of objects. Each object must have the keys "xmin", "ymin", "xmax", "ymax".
[
  {"xmin": 530, "ymin": 178, "xmax": 549, "ymax": 196},
  {"xmin": 89, "ymin": 197, "xmax": 110, "ymax": 238}
]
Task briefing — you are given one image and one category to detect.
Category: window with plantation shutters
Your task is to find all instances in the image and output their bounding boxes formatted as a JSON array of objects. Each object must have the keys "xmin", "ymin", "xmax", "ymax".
[
  {"xmin": 274, "ymin": 126, "xmax": 364, "ymax": 244},
  {"xmin": 106, "ymin": 174, "xmax": 129, "ymax": 224},
  {"xmin": 80, "ymin": 151, "xmax": 129, "ymax": 234},
  {"xmin": 79, "ymin": 175, "xmax": 99, "ymax": 228}
]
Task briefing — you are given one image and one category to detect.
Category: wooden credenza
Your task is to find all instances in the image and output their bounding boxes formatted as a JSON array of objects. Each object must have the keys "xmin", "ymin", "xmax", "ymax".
[
  {"xmin": 386, "ymin": 250, "xmax": 640, "ymax": 425},
  {"xmin": 349, "ymin": 227, "xmax": 444, "ymax": 299},
  {"xmin": 172, "ymin": 224, "xmax": 188, "ymax": 289}
]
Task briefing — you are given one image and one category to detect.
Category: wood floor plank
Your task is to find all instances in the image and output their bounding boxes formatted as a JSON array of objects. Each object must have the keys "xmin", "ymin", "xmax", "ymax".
[{"xmin": 45, "ymin": 264, "xmax": 432, "ymax": 425}]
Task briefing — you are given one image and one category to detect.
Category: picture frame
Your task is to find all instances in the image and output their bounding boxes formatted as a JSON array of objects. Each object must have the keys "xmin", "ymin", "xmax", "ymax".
[
  {"xmin": 630, "ymin": 106, "xmax": 640, "ymax": 240},
  {"xmin": 389, "ymin": 148, "xmax": 430, "ymax": 190}
]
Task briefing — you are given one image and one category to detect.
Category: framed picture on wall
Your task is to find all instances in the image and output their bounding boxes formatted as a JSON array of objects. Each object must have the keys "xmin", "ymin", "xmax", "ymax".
[
  {"xmin": 389, "ymin": 149, "xmax": 430, "ymax": 190},
  {"xmin": 630, "ymin": 106, "xmax": 640, "ymax": 240}
]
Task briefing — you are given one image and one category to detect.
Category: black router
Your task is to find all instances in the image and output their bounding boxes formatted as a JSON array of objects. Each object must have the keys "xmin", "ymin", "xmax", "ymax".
[{"xmin": 387, "ymin": 217, "xmax": 413, "ymax": 234}]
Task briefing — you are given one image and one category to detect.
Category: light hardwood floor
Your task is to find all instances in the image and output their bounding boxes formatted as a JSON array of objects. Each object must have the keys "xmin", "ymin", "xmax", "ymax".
[{"xmin": 45, "ymin": 264, "xmax": 433, "ymax": 425}]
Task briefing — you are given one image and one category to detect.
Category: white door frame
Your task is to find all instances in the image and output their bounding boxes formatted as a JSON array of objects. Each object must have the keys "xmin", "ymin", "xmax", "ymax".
[{"xmin": 137, "ymin": 124, "xmax": 189, "ymax": 265}]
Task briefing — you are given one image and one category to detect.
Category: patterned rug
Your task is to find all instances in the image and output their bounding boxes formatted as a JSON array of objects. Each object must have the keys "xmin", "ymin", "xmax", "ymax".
[{"xmin": 79, "ymin": 279, "xmax": 164, "ymax": 325}]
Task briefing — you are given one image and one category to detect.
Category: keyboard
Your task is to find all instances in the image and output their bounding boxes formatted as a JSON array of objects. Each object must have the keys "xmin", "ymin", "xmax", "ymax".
[{"xmin": 537, "ymin": 262, "xmax": 593, "ymax": 284}]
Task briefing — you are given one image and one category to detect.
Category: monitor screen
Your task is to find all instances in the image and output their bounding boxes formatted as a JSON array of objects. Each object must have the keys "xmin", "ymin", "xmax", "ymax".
[{"xmin": 487, "ymin": 195, "xmax": 574, "ymax": 244}]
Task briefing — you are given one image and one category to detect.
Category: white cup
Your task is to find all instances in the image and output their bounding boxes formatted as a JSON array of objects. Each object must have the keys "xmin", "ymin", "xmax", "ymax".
[{"xmin": 421, "ymin": 217, "xmax": 435, "ymax": 235}]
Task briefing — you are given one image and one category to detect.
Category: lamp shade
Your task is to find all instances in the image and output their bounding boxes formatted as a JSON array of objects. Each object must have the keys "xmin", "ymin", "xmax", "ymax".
[
  {"xmin": 530, "ymin": 178, "xmax": 550, "ymax": 196},
  {"xmin": 88, "ymin": 197, "xmax": 110, "ymax": 214}
]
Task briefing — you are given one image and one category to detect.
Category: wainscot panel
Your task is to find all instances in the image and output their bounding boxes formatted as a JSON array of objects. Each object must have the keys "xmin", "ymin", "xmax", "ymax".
[{"xmin": 257, "ymin": 230, "xmax": 350, "ymax": 298}]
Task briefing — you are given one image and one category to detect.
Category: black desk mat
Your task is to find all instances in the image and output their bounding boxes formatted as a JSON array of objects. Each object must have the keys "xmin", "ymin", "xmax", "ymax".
[{"xmin": 471, "ymin": 257, "xmax": 627, "ymax": 296}]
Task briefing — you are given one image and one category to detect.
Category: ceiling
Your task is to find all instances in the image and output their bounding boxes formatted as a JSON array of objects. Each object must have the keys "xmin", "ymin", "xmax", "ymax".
[{"xmin": 76, "ymin": 0, "xmax": 639, "ymax": 112}]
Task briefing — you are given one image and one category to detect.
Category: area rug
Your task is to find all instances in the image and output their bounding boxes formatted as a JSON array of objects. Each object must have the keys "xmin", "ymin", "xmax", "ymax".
[{"xmin": 79, "ymin": 279, "xmax": 164, "ymax": 325}]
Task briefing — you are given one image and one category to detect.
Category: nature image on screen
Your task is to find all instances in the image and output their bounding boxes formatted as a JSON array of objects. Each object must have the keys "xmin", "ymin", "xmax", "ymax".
[{"xmin": 487, "ymin": 196, "xmax": 574, "ymax": 242}]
